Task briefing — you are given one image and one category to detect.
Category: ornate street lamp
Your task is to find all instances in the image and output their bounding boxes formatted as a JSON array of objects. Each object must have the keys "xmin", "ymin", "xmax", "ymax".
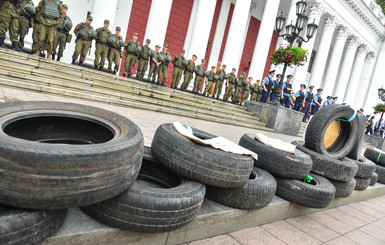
[{"xmin": 271, "ymin": 0, "xmax": 318, "ymax": 105}]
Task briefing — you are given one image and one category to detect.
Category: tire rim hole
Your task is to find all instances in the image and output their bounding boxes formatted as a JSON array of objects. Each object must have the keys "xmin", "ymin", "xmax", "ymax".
[
  {"xmin": 3, "ymin": 116, "xmax": 114, "ymax": 145},
  {"xmin": 324, "ymin": 121, "xmax": 352, "ymax": 153},
  {"xmin": 249, "ymin": 171, "xmax": 257, "ymax": 180},
  {"xmin": 137, "ymin": 159, "xmax": 181, "ymax": 188}
]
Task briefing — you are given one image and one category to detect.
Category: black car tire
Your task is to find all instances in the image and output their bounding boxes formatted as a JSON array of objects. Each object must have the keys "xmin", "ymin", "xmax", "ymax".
[
  {"xmin": 328, "ymin": 178, "xmax": 356, "ymax": 198},
  {"xmin": 364, "ymin": 148, "xmax": 385, "ymax": 166},
  {"xmin": 370, "ymin": 172, "xmax": 379, "ymax": 186},
  {"xmin": 354, "ymin": 177, "xmax": 371, "ymax": 191},
  {"xmin": 354, "ymin": 156, "xmax": 376, "ymax": 178}
]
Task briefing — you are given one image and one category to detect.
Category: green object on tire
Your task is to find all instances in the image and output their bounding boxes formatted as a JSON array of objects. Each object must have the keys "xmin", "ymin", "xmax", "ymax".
[{"xmin": 304, "ymin": 175, "xmax": 314, "ymax": 184}]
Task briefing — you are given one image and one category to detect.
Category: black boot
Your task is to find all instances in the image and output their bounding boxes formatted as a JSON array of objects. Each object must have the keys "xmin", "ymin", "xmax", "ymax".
[
  {"xmin": 78, "ymin": 61, "xmax": 83, "ymax": 66},
  {"xmin": 71, "ymin": 59, "xmax": 76, "ymax": 65},
  {"xmin": 123, "ymin": 73, "xmax": 126, "ymax": 77},
  {"xmin": 56, "ymin": 56, "xmax": 61, "ymax": 61},
  {"xmin": 94, "ymin": 65, "xmax": 98, "ymax": 70},
  {"xmin": 12, "ymin": 42, "xmax": 22, "ymax": 52},
  {"xmin": 0, "ymin": 38, "xmax": 6, "ymax": 48},
  {"xmin": 98, "ymin": 66, "xmax": 103, "ymax": 71},
  {"xmin": 52, "ymin": 54, "xmax": 55, "ymax": 60}
]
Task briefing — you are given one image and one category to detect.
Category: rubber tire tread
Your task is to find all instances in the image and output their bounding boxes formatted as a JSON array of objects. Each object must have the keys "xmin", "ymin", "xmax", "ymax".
[
  {"xmin": 275, "ymin": 173, "xmax": 336, "ymax": 208},
  {"xmin": 151, "ymin": 123, "xmax": 254, "ymax": 188},
  {"xmin": 375, "ymin": 164, "xmax": 385, "ymax": 184},
  {"xmin": 0, "ymin": 205, "xmax": 67, "ymax": 245},
  {"xmin": 82, "ymin": 147, "xmax": 206, "ymax": 233},
  {"xmin": 354, "ymin": 156, "xmax": 376, "ymax": 178},
  {"xmin": 370, "ymin": 172, "xmax": 379, "ymax": 186},
  {"xmin": 328, "ymin": 178, "xmax": 356, "ymax": 198},
  {"xmin": 364, "ymin": 148, "xmax": 385, "ymax": 166},
  {"xmin": 292, "ymin": 141, "xmax": 358, "ymax": 181},
  {"xmin": 347, "ymin": 113, "xmax": 366, "ymax": 160},
  {"xmin": 239, "ymin": 134, "xmax": 312, "ymax": 179},
  {"xmin": 205, "ymin": 167, "xmax": 277, "ymax": 210},
  {"xmin": 0, "ymin": 101, "xmax": 144, "ymax": 209},
  {"xmin": 305, "ymin": 104, "xmax": 358, "ymax": 160},
  {"xmin": 354, "ymin": 177, "xmax": 371, "ymax": 191}
]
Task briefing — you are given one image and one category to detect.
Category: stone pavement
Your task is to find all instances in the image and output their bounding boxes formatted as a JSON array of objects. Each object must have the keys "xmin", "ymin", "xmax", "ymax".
[{"xmin": 1, "ymin": 87, "xmax": 384, "ymax": 245}]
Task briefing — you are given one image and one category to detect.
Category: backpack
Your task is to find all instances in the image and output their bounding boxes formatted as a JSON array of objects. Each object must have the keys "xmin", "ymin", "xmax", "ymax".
[{"xmin": 41, "ymin": 0, "xmax": 60, "ymax": 20}]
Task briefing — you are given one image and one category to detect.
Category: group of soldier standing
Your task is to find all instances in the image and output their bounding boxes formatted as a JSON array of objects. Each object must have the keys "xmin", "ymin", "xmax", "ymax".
[{"xmin": 0, "ymin": 0, "xmax": 340, "ymax": 112}]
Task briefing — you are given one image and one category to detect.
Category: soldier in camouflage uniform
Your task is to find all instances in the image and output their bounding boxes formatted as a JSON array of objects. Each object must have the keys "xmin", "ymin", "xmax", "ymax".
[
  {"xmin": 71, "ymin": 16, "xmax": 94, "ymax": 66},
  {"xmin": 213, "ymin": 64, "xmax": 226, "ymax": 99},
  {"xmin": 192, "ymin": 59, "xmax": 206, "ymax": 94},
  {"xmin": 123, "ymin": 32, "xmax": 140, "ymax": 78},
  {"xmin": 240, "ymin": 76, "xmax": 252, "ymax": 105},
  {"xmin": 203, "ymin": 66, "xmax": 216, "ymax": 97},
  {"xmin": 250, "ymin": 79, "xmax": 262, "ymax": 102},
  {"xmin": 147, "ymin": 44, "xmax": 161, "ymax": 82},
  {"xmin": 223, "ymin": 68, "xmax": 237, "ymax": 102},
  {"xmin": 0, "ymin": 0, "xmax": 23, "ymax": 51},
  {"xmin": 94, "ymin": 19, "xmax": 112, "ymax": 71},
  {"xmin": 136, "ymin": 39, "xmax": 151, "ymax": 81},
  {"xmin": 107, "ymin": 26, "xmax": 123, "ymax": 75},
  {"xmin": 181, "ymin": 55, "xmax": 197, "ymax": 91},
  {"xmin": 18, "ymin": 0, "xmax": 34, "ymax": 49},
  {"xmin": 36, "ymin": 0, "xmax": 62, "ymax": 58},
  {"xmin": 233, "ymin": 72, "xmax": 245, "ymax": 104},
  {"xmin": 52, "ymin": 4, "xmax": 71, "ymax": 61},
  {"xmin": 157, "ymin": 44, "xmax": 170, "ymax": 86},
  {"xmin": 170, "ymin": 49, "xmax": 186, "ymax": 89},
  {"xmin": 31, "ymin": 6, "xmax": 41, "ymax": 54}
]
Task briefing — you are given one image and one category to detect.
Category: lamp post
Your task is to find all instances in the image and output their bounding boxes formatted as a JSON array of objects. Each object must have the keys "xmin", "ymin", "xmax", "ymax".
[
  {"xmin": 271, "ymin": 0, "xmax": 318, "ymax": 105},
  {"xmin": 375, "ymin": 87, "xmax": 385, "ymax": 135}
]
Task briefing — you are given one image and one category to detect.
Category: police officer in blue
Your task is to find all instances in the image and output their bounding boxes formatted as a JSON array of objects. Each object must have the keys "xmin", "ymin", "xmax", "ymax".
[
  {"xmin": 311, "ymin": 88, "xmax": 323, "ymax": 117},
  {"xmin": 323, "ymin": 96, "xmax": 332, "ymax": 106},
  {"xmin": 280, "ymin": 75, "xmax": 293, "ymax": 108},
  {"xmin": 302, "ymin": 85, "xmax": 314, "ymax": 122},
  {"xmin": 294, "ymin": 84, "xmax": 306, "ymax": 111},
  {"xmin": 260, "ymin": 70, "xmax": 275, "ymax": 103},
  {"xmin": 270, "ymin": 74, "xmax": 281, "ymax": 102},
  {"xmin": 332, "ymin": 96, "xmax": 338, "ymax": 104}
]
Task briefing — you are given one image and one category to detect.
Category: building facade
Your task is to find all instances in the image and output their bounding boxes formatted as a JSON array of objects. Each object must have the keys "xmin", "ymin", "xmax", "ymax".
[{"xmin": 22, "ymin": 0, "xmax": 385, "ymax": 112}]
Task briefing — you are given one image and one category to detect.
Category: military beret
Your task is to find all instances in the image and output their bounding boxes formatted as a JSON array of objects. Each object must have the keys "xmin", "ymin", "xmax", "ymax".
[
  {"xmin": 249, "ymin": 77, "xmax": 253, "ymax": 80},
  {"xmin": 232, "ymin": 68, "xmax": 236, "ymax": 71},
  {"xmin": 192, "ymin": 54, "xmax": 197, "ymax": 58},
  {"xmin": 202, "ymin": 59, "xmax": 206, "ymax": 63},
  {"xmin": 87, "ymin": 16, "xmax": 93, "ymax": 21},
  {"xmin": 222, "ymin": 64, "xmax": 226, "ymax": 67},
  {"xmin": 287, "ymin": 75, "xmax": 293, "ymax": 78},
  {"xmin": 104, "ymin": 19, "xmax": 110, "ymax": 24},
  {"xmin": 164, "ymin": 44, "xmax": 168, "ymax": 48},
  {"xmin": 62, "ymin": 4, "xmax": 68, "ymax": 9},
  {"xmin": 300, "ymin": 84, "xmax": 306, "ymax": 88},
  {"xmin": 116, "ymin": 26, "xmax": 121, "ymax": 31},
  {"xmin": 317, "ymin": 88, "xmax": 323, "ymax": 92},
  {"xmin": 133, "ymin": 32, "xmax": 139, "ymax": 36},
  {"xmin": 309, "ymin": 86, "xmax": 314, "ymax": 89},
  {"xmin": 155, "ymin": 45, "xmax": 161, "ymax": 48},
  {"xmin": 327, "ymin": 96, "xmax": 332, "ymax": 99},
  {"xmin": 146, "ymin": 39, "xmax": 151, "ymax": 43},
  {"xmin": 181, "ymin": 49, "xmax": 185, "ymax": 53},
  {"xmin": 211, "ymin": 66, "xmax": 216, "ymax": 68},
  {"xmin": 269, "ymin": 70, "xmax": 275, "ymax": 74}
]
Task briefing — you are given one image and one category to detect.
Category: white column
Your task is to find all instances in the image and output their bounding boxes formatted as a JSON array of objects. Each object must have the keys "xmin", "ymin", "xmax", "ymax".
[
  {"xmin": 308, "ymin": 17, "xmax": 338, "ymax": 89},
  {"xmin": 353, "ymin": 52, "xmax": 375, "ymax": 109},
  {"xmin": 185, "ymin": 0, "xmax": 217, "ymax": 62},
  {"xmin": 221, "ymin": 0, "xmax": 252, "ymax": 72},
  {"xmin": 343, "ymin": 45, "xmax": 368, "ymax": 107},
  {"xmin": 91, "ymin": 0, "xmax": 119, "ymax": 28},
  {"xmin": 333, "ymin": 37, "xmax": 360, "ymax": 101},
  {"xmin": 143, "ymin": 0, "xmax": 173, "ymax": 49},
  {"xmin": 293, "ymin": 4, "xmax": 324, "ymax": 86},
  {"xmin": 248, "ymin": 0, "xmax": 280, "ymax": 80},
  {"xmin": 183, "ymin": 0, "xmax": 199, "ymax": 52},
  {"xmin": 207, "ymin": 0, "xmax": 231, "ymax": 69},
  {"xmin": 322, "ymin": 27, "xmax": 348, "ymax": 97}
]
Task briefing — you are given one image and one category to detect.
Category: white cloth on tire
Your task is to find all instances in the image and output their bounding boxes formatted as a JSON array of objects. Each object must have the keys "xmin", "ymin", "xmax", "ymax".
[{"xmin": 255, "ymin": 133, "xmax": 296, "ymax": 155}]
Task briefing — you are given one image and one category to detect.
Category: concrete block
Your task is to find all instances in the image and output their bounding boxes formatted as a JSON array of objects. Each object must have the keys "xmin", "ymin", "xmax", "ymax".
[{"xmin": 364, "ymin": 135, "xmax": 385, "ymax": 151}]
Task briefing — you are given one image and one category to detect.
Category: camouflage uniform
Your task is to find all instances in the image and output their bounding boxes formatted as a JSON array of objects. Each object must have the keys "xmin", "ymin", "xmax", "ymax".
[
  {"xmin": 94, "ymin": 25, "xmax": 111, "ymax": 69},
  {"xmin": 223, "ymin": 72, "xmax": 236, "ymax": 101},
  {"xmin": 203, "ymin": 69, "xmax": 215, "ymax": 96},
  {"xmin": 250, "ymin": 83, "xmax": 262, "ymax": 102},
  {"xmin": 137, "ymin": 40, "xmax": 151, "ymax": 80},
  {"xmin": 36, "ymin": 0, "xmax": 62, "ymax": 56},
  {"xmin": 0, "ymin": 0, "xmax": 22, "ymax": 51},
  {"xmin": 241, "ymin": 81, "xmax": 251, "ymax": 105},
  {"xmin": 193, "ymin": 63, "xmax": 205, "ymax": 94},
  {"xmin": 107, "ymin": 33, "xmax": 123, "ymax": 74},
  {"xmin": 158, "ymin": 49, "xmax": 170, "ymax": 85},
  {"xmin": 170, "ymin": 52, "xmax": 186, "ymax": 88},
  {"xmin": 31, "ymin": 12, "xmax": 41, "ymax": 53},
  {"xmin": 123, "ymin": 37, "xmax": 140, "ymax": 77},
  {"xmin": 147, "ymin": 48, "xmax": 160, "ymax": 82},
  {"xmin": 18, "ymin": 0, "xmax": 34, "ymax": 49},
  {"xmin": 181, "ymin": 59, "xmax": 195, "ymax": 91},
  {"xmin": 52, "ymin": 14, "xmax": 71, "ymax": 60},
  {"xmin": 72, "ymin": 20, "xmax": 93, "ymax": 64},
  {"xmin": 233, "ymin": 76, "xmax": 244, "ymax": 103},
  {"xmin": 213, "ymin": 69, "xmax": 226, "ymax": 99}
]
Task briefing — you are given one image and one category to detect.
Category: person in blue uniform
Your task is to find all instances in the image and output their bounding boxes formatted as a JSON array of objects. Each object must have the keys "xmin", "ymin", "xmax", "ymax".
[
  {"xmin": 302, "ymin": 85, "xmax": 314, "ymax": 122},
  {"xmin": 260, "ymin": 70, "xmax": 275, "ymax": 103},
  {"xmin": 331, "ymin": 96, "xmax": 338, "ymax": 104},
  {"xmin": 293, "ymin": 84, "xmax": 306, "ymax": 111},
  {"xmin": 365, "ymin": 116, "xmax": 374, "ymax": 135},
  {"xmin": 323, "ymin": 96, "xmax": 332, "ymax": 106},
  {"xmin": 270, "ymin": 74, "xmax": 281, "ymax": 102},
  {"xmin": 311, "ymin": 88, "xmax": 323, "ymax": 116},
  {"xmin": 280, "ymin": 75, "xmax": 293, "ymax": 108}
]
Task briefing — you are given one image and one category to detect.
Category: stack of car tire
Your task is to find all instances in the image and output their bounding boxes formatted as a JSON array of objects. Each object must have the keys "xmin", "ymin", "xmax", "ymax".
[{"xmin": 365, "ymin": 148, "xmax": 385, "ymax": 185}]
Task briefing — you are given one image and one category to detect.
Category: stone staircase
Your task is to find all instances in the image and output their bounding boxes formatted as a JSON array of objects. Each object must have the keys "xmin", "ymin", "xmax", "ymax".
[
  {"xmin": 0, "ymin": 48, "xmax": 272, "ymax": 131},
  {"xmin": 297, "ymin": 122, "xmax": 307, "ymax": 137}
]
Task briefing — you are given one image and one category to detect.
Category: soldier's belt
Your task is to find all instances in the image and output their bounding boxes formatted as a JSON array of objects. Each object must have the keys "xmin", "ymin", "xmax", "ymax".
[
  {"xmin": 97, "ymin": 41, "xmax": 108, "ymax": 46},
  {"xmin": 186, "ymin": 70, "xmax": 193, "ymax": 73},
  {"xmin": 57, "ymin": 29, "xmax": 69, "ymax": 34}
]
